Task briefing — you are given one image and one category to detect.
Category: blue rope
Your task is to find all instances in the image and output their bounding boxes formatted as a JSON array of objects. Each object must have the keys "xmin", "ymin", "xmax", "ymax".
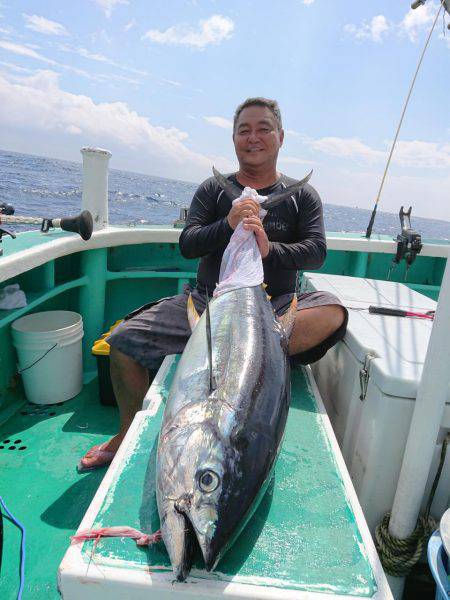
[{"xmin": 0, "ymin": 496, "xmax": 26, "ymax": 600}]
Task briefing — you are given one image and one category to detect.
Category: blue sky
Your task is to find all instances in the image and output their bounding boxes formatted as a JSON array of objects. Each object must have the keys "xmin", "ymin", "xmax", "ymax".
[{"xmin": 0, "ymin": 0, "xmax": 449, "ymax": 219}]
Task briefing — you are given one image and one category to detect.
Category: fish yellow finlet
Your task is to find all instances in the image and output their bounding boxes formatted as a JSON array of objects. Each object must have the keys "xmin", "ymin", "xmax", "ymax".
[{"xmin": 187, "ymin": 293, "xmax": 200, "ymax": 331}]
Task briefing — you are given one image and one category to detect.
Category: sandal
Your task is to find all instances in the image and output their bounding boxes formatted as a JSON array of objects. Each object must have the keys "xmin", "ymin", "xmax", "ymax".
[{"xmin": 77, "ymin": 442, "xmax": 116, "ymax": 473}]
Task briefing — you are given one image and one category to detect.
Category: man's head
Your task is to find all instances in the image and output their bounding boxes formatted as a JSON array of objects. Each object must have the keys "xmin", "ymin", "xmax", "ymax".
[{"xmin": 232, "ymin": 98, "xmax": 284, "ymax": 173}]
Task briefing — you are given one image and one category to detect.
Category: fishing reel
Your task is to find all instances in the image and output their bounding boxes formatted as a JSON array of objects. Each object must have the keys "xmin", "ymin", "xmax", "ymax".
[
  {"xmin": 0, "ymin": 204, "xmax": 93, "ymax": 257},
  {"xmin": 388, "ymin": 206, "xmax": 422, "ymax": 280},
  {"xmin": 0, "ymin": 203, "xmax": 17, "ymax": 256}
]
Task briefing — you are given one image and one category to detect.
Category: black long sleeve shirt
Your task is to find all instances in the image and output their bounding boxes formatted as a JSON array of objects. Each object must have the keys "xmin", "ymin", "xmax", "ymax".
[{"xmin": 179, "ymin": 173, "xmax": 327, "ymax": 298}]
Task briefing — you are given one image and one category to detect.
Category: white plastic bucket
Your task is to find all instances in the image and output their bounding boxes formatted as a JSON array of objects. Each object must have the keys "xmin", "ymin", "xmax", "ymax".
[{"xmin": 11, "ymin": 311, "xmax": 84, "ymax": 405}]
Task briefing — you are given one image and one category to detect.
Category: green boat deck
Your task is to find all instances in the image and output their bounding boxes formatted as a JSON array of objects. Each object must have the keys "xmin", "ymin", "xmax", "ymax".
[
  {"xmin": 1, "ymin": 360, "xmax": 385, "ymax": 599},
  {"xmin": 4, "ymin": 228, "xmax": 438, "ymax": 598},
  {"xmin": 56, "ymin": 357, "xmax": 389, "ymax": 599},
  {"xmin": 0, "ymin": 377, "xmax": 119, "ymax": 599}
]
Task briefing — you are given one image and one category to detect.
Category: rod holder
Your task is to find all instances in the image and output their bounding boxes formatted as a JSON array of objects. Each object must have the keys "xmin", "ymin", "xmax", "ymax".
[{"xmin": 81, "ymin": 147, "xmax": 112, "ymax": 231}]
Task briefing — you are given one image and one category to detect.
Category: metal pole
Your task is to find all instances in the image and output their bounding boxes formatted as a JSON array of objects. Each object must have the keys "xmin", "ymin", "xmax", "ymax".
[
  {"xmin": 81, "ymin": 147, "xmax": 111, "ymax": 231},
  {"xmin": 388, "ymin": 253, "xmax": 450, "ymax": 597}
]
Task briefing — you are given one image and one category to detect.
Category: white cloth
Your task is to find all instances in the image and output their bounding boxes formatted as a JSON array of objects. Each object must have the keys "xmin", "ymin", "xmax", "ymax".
[
  {"xmin": 214, "ymin": 187, "xmax": 267, "ymax": 298},
  {"xmin": 0, "ymin": 284, "xmax": 27, "ymax": 309}
]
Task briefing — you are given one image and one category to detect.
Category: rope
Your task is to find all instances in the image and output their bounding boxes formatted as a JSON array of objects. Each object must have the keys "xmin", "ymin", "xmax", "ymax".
[
  {"xmin": 375, "ymin": 512, "xmax": 436, "ymax": 577},
  {"xmin": 375, "ymin": 434, "xmax": 449, "ymax": 577},
  {"xmin": 365, "ymin": 1, "xmax": 444, "ymax": 238}
]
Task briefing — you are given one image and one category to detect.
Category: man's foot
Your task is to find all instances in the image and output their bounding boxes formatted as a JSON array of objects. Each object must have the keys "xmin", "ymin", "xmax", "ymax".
[{"xmin": 77, "ymin": 435, "xmax": 124, "ymax": 473}]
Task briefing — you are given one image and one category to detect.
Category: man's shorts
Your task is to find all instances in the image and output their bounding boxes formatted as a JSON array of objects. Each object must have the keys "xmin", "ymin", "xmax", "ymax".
[{"xmin": 107, "ymin": 286, "xmax": 348, "ymax": 370}]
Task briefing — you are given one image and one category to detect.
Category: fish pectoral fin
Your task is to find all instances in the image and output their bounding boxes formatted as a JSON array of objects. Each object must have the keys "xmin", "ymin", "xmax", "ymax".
[
  {"xmin": 187, "ymin": 293, "xmax": 200, "ymax": 332},
  {"xmin": 278, "ymin": 292, "xmax": 298, "ymax": 339},
  {"xmin": 261, "ymin": 282, "xmax": 271, "ymax": 300},
  {"xmin": 205, "ymin": 287, "xmax": 217, "ymax": 393}
]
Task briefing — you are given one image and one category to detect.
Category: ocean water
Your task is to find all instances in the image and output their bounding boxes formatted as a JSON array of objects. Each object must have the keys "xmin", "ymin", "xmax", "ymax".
[{"xmin": 1, "ymin": 148, "xmax": 449, "ymax": 240}]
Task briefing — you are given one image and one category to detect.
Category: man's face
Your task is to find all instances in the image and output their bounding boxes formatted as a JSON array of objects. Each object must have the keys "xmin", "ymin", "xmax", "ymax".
[{"xmin": 233, "ymin": 105, "xmax": 284, "ymax": 171}]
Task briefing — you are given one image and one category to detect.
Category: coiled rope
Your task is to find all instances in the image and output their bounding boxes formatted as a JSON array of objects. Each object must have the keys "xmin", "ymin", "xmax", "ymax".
[{"xmin": 375, "ymin": 434, "xmax": 449, "ymax": 577}]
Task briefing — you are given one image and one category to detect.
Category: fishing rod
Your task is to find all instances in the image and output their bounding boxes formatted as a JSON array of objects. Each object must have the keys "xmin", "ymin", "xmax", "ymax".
[
  {"xmin": 0, "ymin": 203, "xmax": 93, "ymax": 256},
  {"xmin": 365, "ymin": 0, "xmax": 449, "ymax": 239}
]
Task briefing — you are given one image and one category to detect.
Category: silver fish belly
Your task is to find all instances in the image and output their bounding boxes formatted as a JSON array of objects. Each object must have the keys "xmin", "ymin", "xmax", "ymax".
[{"xmin": 156, "ymin": 285, "xmax": 291, "ymax": 581}]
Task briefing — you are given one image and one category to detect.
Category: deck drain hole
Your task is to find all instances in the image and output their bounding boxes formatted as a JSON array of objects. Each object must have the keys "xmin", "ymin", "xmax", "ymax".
[
  {"xmin": 19, "ymin": 446, "xmax": 26, "ymax": 450},
  {"xmin": 9, "ymin": 446, "xmax": 16, "ymax": 450},
  {"xmin": 3, "ymin": 439, "xmax": 10, "ymax": 443},
  {"xmin": 49, "ymin": 412, "xmax": 56, "ymax": 416},
  {"xmin": 0, "ymin": 446, "xmax": 4, "ymax": 450},
  {"xmin": 14, "ymin": 439, "xmax": 21, "ymax": 444}
]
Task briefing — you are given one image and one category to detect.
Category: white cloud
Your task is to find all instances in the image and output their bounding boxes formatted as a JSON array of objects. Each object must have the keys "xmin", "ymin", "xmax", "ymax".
[
  {"xmin": 143, "ymin": 15, "xmax": 234, "ymax": 49},
  {"xmin": 160, "ymin": 78, "xmax": 182, "ymax": 87},
  {"xmin": 0, "ymin": 60, "xmax": 36, "ymax": 74},
  {"xmin": 0, "ymin": 40, "xmax": 56, "ymax": 64},
  {"xmin": 56, "ymin": 42, "xmax": 147, "ymax": 76},
  {"xmin": 399, "ymin": 2, "xmax": 438, "ymax": 42},
  {"xmin": 315, "ymin": 165, "xmax": 450, "ymax": 221},
  {"xmin": 278, "ymin": 155, "xmax": 316, "ymax": 166},
  {"xmin": 302, "ymin": 0, "xmax": 315, "ymax": 5},
  {"xmin": 124, "ymin": 19, "xmax": 136, "ymax": 32},
  {"xmin": 23, "ymin": 14, "xmax": 69, "ymax": 37},
  {"xmin": 310, "ymin": 136, "xmax": 384, "ymax": 162},
  {"xmin": 345, "ymin": 3, "xmax": 445, "ymax": 46},
  {"xmin": 90, "ymin": 29, "xmax": 112, "ymax": 44},
  {"xmin": 394, "ymin": 140, "xmax": 450, "ymax": 168},
  {"xmin": 204, "ymin": 116, "xmax": 232, "ymax": 129},
  {"xmin": 90, "ymin": 0, "xmax": 129, "ymax": 18},
  {"xmin": 0, "ymin": 40, "xmax": 140, "ymax": 85},
  {"xmin": 308, "ymin": 135, "xmax": 450, "ymax": 169},
  {"xmin": 344, "ymin": 15, "xmax": 390, "ymax": 43},
  {"xmin": 0, "ymin": 69, "xmax": 223, "ymax": 180}
]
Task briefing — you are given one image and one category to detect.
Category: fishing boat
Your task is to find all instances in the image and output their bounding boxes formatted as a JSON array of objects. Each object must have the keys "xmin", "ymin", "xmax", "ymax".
[
  {"xmin": 0, "ymin": 143, "xmax": 448, "ymax": 600},
  {"xmin": 2, "ymin": 1, "xmax": 450, "ymax": 595}
]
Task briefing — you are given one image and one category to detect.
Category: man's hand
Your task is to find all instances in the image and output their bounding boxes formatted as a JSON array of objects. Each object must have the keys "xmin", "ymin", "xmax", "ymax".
[
  {"xmin": 243, "ymin": 215, "xmax": 270, "ymax": 258},
  {"xmin": 227, "ymin": 199, "xmax": 260, "ymax": 230}
]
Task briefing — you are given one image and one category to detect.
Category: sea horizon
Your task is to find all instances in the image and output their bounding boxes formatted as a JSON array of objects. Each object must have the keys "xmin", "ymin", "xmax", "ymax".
[{"xmin": 1, "ymin": 147, "xmax": 449, "ymax": 240}]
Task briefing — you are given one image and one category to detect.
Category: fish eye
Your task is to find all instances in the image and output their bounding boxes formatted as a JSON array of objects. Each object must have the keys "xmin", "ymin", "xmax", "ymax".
[{"xmin": 198, "ymin": 469, "xmax": 220, "ymax": 493}]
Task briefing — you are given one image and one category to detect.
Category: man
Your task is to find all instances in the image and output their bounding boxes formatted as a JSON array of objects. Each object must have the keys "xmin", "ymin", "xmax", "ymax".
[{"xmin": 79, "ymin": 97, "xmax": 347, "ymax": 472}]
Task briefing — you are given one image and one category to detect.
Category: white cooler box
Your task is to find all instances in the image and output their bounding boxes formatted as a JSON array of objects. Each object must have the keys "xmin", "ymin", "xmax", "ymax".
[{"xmin": 302, "ymin": 272, "xmax": 450, "ymax": 532}]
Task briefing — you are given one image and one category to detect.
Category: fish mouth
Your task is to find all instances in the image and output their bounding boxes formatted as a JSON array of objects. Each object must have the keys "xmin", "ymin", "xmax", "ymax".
[
  {"xmin": 162, "ymin": 508, "xmax": 198, "ymax": 582},
  {"xmin": 169, "ymin": 513, "xmax": 220, "ymax": 581},
  {"xmin": 202, "ymin": 544, "xmax": 221, "ymax": 572},
  {"xmin": 189, "ymin": 517, "xmax": 222, "ymax": 572}
]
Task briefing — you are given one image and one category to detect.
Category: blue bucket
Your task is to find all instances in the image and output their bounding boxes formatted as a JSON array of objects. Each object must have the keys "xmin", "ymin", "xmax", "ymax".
[{"xmin": 428, "ymin": 530, "xmax": 450, "ymax": 600}]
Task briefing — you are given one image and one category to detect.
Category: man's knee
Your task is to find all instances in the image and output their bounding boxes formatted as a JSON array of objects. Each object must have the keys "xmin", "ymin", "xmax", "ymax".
[
  {"xmin": 297, "ymin": 303, "xmax": 346, "ymax": 333},
  {"xmin": 110, "ymin": 345, "xmax": 141, "ymax": 370},
  {"xmin": 324, "ymin": 304, "xmax": 346, "ymax": 334}
]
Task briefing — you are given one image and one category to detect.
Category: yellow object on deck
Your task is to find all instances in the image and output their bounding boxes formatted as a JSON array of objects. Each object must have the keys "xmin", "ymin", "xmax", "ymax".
[{"xmin": 91, "ymin": 320, "xmax": 123, "ymax": 356}]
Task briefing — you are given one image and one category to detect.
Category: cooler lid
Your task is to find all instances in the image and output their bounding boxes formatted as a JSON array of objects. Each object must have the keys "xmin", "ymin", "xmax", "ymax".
[{"xmin": 303, "ymin": 273, "xmax": 437, "ymax": 398}]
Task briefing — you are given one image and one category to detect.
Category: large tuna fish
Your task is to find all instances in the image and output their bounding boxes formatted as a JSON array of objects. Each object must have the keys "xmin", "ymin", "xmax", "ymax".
[{"xmin": 156, "ymin": 170, "xmax": 312, "ymax": 581}]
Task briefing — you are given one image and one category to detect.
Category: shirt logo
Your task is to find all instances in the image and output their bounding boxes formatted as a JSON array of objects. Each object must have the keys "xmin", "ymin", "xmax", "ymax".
[{"xmin": 264, "ymin": 219, "xmax": 288, "ymax": 232}]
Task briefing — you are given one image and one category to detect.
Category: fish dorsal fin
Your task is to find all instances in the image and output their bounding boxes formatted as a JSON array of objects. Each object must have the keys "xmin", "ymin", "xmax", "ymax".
[
  {"xmin": 260, "ymin": 170, "xmax": 313, "ymax": 210},
  {"xmin": 205, "ymin": 288, "xmax": 217, "ymax": 393},
  {"xmin": 187, "ymin": 293, "xmax": 200, "ymax": 332},
  {"xmin": 212, "ymin": 166, "xmax": 243, "ymax": 202}
]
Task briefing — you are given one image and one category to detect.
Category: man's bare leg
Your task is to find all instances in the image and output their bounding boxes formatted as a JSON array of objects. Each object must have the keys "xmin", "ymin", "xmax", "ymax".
[
  {"xmin": 289, "ymin": 305, "xmax": 346, "ymax": 356},
  {"xmin": 80, "ymin": 347, "xmax": 149, "ymax": 468}
]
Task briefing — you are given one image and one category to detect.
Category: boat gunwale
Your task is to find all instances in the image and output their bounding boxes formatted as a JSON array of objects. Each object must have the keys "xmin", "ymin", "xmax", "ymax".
[{"xmin": 1, "ymin": 226, "xmax": 448, "ymax": 285}]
